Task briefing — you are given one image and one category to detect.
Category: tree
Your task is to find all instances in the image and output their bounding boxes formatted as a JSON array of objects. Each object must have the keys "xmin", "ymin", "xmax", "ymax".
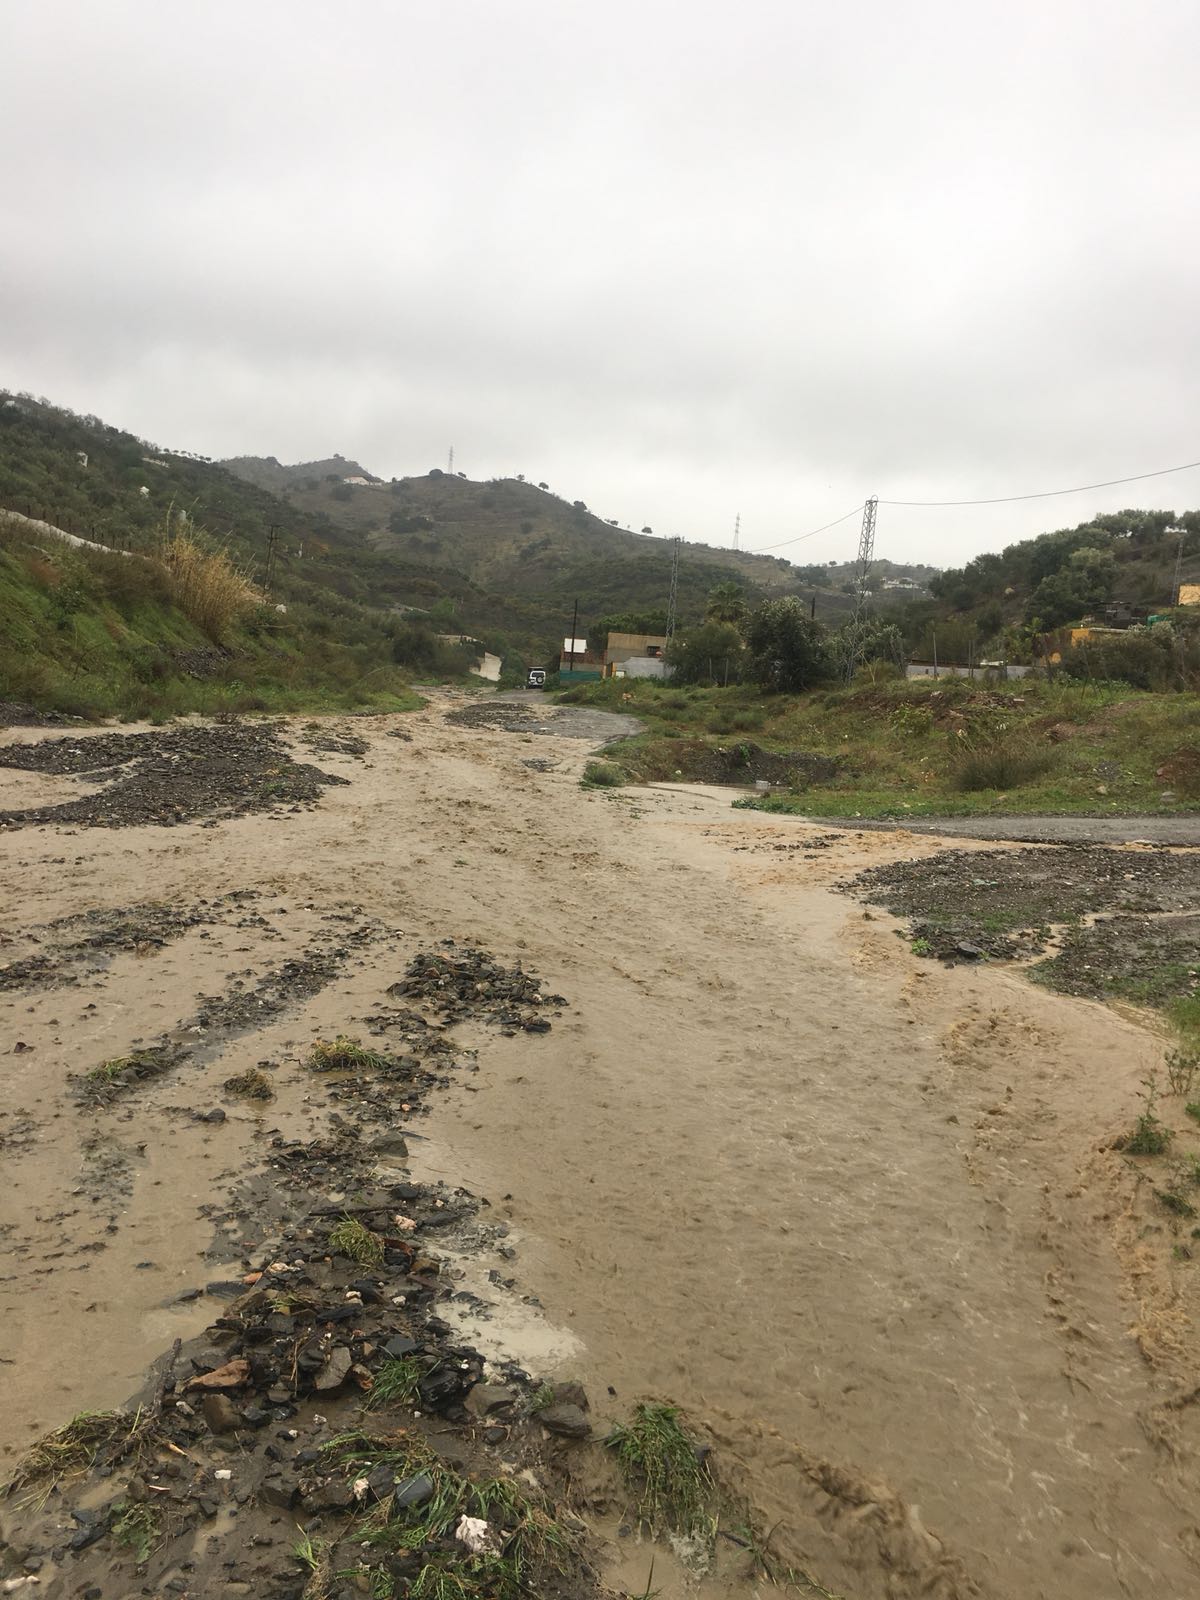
[
  {"xmin": 641, "ymin": 525, "xmax": 653, "ymax": 535},
  {"xmin": 832, "ymin": 619, "xmax": 906, "ymax": 678},
  {"xmin": 745, "ymin": 598, "xmax": 832, "ymax": 691},
  {"xmin": 705, "ymin": 580, "xmax": 749, "ymax": 628},
  {"xmin": 665, "ymin": 620, "xmax": 746, "ymax": 684},
  {"xmin": 1026, "ymin": 545, "xmax": 1117, "ymax": 628}
]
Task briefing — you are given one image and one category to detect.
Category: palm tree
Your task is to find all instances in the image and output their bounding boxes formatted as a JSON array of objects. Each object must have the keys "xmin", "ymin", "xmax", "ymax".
[{"xmin": 705, "ymin": 581, "xmax": 749, "ymax": 628}]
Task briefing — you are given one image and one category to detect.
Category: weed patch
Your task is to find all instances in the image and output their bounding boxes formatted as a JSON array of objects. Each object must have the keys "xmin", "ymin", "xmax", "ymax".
[{"xmin": 606, "ymin": 1402, "xmax": 714, "ymax": 1543}]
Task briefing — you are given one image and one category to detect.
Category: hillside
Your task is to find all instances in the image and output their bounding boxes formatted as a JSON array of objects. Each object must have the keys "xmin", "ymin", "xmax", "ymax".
[
  {"xmin": 219, "ymin": 454, "xmax": 847, "ymax": 626},
  {"xmin": 901, "ymin": 508, "xmax": 1200, "ymax": 664},
  {"xmin": 0, "ymin": 396, "xmax": 868, "ymax": 673}
]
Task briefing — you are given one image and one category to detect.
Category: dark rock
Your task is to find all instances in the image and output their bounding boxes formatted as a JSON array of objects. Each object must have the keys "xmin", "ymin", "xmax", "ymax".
[
  {"xmin": 539, "ymin": 1403, "xmax": 591, "ymax": 1439},
  {"xmin": 365, "ymin": 1462, "xmax": 399, "ymax": 1503},
  {"xmin": 259, "ymin": 1474, "xmax": 298, "ymax": 1510},
  {"xmin": 382, "ymin": 1335, "xmax": 420, "ymax": 1359},
  {"xmin": 301, "ymin": 1478, "xmax": 355, "ymax": 1513},
  {"xmin": 417, "ymin": 1352, "xmax": 482, "ymax": 1412},
  {"xmin": 548, "ymin": 1380, "xmax": 589, "ymax": 1411},
  {"xmin": 465, "ymin": 1384, "xmax": 515, "ymax": 1418},
  {"xmin": 394, "ymin": 1472, "xmax": 434, "ymax": 1510}
]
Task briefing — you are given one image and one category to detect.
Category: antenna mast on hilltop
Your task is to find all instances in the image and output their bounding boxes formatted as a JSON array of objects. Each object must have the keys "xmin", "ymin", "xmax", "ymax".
[
  {"xmin": 665, "ymin": 536, "xmax": 681, "ymax": 639},
  {"xmin": 844, "ymin": 496, "xmax": 879, "ymax": 683},
  {"xmin": 447, "ymin": 445, "xmax": 455, "ymax": 474},
  {"xmin": 733, "ymin": 512, "xmax": 740, "ymax": 550}
]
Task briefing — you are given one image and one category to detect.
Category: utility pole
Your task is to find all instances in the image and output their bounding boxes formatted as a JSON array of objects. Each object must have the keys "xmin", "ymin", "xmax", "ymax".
[
  {"xmin": 1170, "ymin": 525, "xmax": 1187, "ymax": 605},
  {"xmin": 568, "ymin": 597, "xmax": 579, "ymax": 676},
  {"xmin": 264, "ymin": 524, "xmax": 279, "ymax": 591},
  {"xmin": 733, "ymin": 512, "xmax": 740, "ymax": 551},
  {"xmin": 665, "ymin": 536, "xmax": 681, "ymax": 639},
  {"xmin": 448, "ymin": 445, "xmax": 455, "ymax": 474},
  {"xmin": 844, "ymin": 496, "xmax": 879, "ymax": 683}
]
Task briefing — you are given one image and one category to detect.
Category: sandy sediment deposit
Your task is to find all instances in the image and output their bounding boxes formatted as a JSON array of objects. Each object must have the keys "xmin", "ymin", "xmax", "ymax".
[{"xmin": 2, "ymin": 692, "xmax": 1199, "ymax": 1600}]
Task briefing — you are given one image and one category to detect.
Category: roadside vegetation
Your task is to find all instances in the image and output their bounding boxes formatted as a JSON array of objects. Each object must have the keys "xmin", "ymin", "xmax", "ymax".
[
  {"xmin": 559, "ymin": 672, "xmax": 1200, "ymax": 817},
  {"xmin": 0, "ymin": 510, "xmax": 455, "ymax": 720}
]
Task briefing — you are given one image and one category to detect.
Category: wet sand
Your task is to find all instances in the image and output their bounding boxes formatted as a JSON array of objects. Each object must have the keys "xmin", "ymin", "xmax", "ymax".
[{"xmin": 2, "ymin": 696, "xmax": 1198, "ymax": 1599}]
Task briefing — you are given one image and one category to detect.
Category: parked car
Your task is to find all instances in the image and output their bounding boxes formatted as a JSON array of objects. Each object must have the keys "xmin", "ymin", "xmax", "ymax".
[{"xmin": 525, "ymin": 668, "xmax": 547, "ymax": 690}]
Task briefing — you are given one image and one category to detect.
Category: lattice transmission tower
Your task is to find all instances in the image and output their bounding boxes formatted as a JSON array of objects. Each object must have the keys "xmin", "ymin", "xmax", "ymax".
[
  {"xmin": 665, "ymin": 535, "xmax": 681, "ymax": 639},
  {"xmin": 844, "ymin": 496, "xmax": 879, "ymax": 682}
]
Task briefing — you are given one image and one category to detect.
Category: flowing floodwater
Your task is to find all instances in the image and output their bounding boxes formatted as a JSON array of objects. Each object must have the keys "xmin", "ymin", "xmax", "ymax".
[{"xmin": 2, "ymin": 698, "xmax": 1198, "ymax": 1599}]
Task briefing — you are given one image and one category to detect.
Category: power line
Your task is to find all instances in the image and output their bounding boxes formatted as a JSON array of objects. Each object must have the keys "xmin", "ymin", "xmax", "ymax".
[
  {"xmin": 748, "ymin": 503, "xmax": 866, "ymax": 554},
  {"xmin": 879, "ymin": 456, "xmax": 1200, "ymax": 509}
]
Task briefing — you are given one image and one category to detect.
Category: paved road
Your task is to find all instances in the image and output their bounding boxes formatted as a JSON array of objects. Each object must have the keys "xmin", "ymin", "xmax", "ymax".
[{"xmin": 808, "ymin": 813, "xmax": 1200, "ymax": 845}]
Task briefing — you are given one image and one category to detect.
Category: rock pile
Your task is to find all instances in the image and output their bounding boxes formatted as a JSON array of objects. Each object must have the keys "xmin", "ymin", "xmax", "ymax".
[
  {"xmin": 387, "ymin": 943, "xmax": 567, "ymax": 1033},
  {"xmin": 0, "ymin": 723, "xmax": 348, "ymax": 830}
]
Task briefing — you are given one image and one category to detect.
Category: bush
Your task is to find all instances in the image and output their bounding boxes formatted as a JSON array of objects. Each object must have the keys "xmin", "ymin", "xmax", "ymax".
[
  {"xmin": 951, "ymin": 734, "xmax": 1054, "ymax": 791},
  {"xmin": 582, "ymin": 760, "xmax": 626, "ymax": 787}
]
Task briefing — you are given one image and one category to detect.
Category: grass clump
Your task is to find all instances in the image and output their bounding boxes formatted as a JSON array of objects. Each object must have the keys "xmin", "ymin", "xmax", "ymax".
[
  {"xmin": 325, "ymin": 1432, "xmax": 569, "ymax": 1595},
  {"xmin": 367, "ymin": 1356, "xmax": 424, "ymax": 1409},
  {"xmin": 606, "ymin": 1402, "xmax": 713, "ymax": 1542},
  {"xmin": 1185, "ymin": 1103, "xmax": 1200, "ymax": 1124},
  {"xmin": 328, "ymin": 1216, "xmax": 386, "ymax": 1267},
  {"xmin": 950, "ymin": 732, "xmax": 1053, "ymax": 793},
  {"xmin": 223, "ymin": 1066, "xmax": 274, "ymax": 1099},
  {"xmin": 581, "ymin": 759, "xmax": 626, "ymax": 788},
  {"xmin": 159, "ymin": 529, "xmax": 258, "ymax": 640},
  {"xmin": 308, "ymin": 1035, "xmax": 391, "ymax": 1072},
  {"xmin": 4, "ymin": 1410, "xmax": 123, "ymax": 1506}
]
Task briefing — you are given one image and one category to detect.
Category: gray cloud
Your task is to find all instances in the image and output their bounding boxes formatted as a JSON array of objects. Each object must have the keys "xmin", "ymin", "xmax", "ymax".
[{"xmin": 3, "ymin": 0, "xmax": 1199, "ymax": 568}]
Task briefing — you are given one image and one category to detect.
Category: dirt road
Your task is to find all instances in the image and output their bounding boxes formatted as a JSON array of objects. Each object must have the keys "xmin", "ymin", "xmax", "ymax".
[
  {"xmin": 2, "ymin": 696, "xmax": 1198, "ymax": 1599},
  {"xmin": 810, "ymin": 813, "xmax": 1200, "ymax": 845}
]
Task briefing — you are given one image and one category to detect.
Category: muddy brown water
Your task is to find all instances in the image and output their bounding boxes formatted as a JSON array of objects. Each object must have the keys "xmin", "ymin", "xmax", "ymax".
[{"xmin": 2, "ymin": 699, "xmax": 1199, "ymax": 1599}]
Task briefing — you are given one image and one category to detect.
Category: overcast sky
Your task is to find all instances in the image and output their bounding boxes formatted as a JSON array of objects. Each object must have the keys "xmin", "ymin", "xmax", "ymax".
[{"xmin": 3, "ymin": 0, "xmax": 1199, "ymax": 569}]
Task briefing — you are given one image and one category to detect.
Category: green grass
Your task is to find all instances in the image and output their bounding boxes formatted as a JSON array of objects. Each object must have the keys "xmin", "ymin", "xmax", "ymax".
[
  {"xmin": 328, "ymin": 1216, "xmax": 386, "ymax": 1267},
  {"xmin": 367, "ymin": 1356, "xmax": 423, "ymax": 1409},
  {"xmin": 606, "ymin": 1402, "xmax": 714, "ymax": 1543},
  {"xmin": 556, "ymin": 675, "xmax": 1200, "ymax": 818}
]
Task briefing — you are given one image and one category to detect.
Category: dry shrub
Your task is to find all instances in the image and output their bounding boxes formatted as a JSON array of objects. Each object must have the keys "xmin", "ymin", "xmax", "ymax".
[
  {"xmin": 159, "ymin": 532, "xmax": 257, "ymax": 639},
  {"xmin": 951, "ymin": 731, "xmax": 1054, "ymax": 792}
]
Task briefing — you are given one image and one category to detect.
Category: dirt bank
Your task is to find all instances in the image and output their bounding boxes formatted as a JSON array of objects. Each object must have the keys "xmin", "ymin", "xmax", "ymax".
[{"xmin": 3, "ymin": 696, "xmax": 1200, "ymax": 1599}]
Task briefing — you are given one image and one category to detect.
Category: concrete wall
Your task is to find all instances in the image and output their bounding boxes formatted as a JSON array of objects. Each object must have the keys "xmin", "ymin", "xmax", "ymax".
[
  {"xmin": 618, "ymin": 657, "xmax": 673, "ymax": 679},
  {"xmin": 906, "ymin": 662, "xmax": 1031, "ymax": 680}
]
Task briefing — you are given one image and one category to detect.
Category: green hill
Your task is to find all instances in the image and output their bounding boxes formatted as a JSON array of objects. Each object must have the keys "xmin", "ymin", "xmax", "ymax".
[{"xmin": 0, "ymin": 394, "xmax": 866, "ymax": 685}]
